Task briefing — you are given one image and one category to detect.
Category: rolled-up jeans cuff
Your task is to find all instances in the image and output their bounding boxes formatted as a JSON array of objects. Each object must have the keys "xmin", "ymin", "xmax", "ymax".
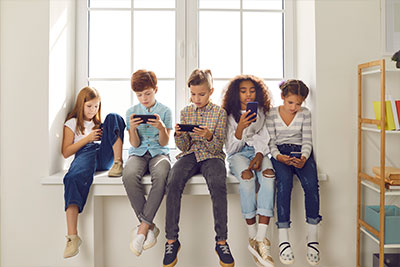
[
  {"xmin": 138, "ymin": 214, "xmax": 153, "ymax": 226},
  {"xmin": 276, "ymin": 221, "xmax": 291, "ymax": 229},
  {"xmin": 306, "ymin": 216, "xmax": 322, "ymax": 225},
  {"xmin": 243, "ymin": 211, "xmax": 257, "ymax": 220},
  {"xmin": 257, "ymin": 208, "xmax": 274, "ymax": 218}
]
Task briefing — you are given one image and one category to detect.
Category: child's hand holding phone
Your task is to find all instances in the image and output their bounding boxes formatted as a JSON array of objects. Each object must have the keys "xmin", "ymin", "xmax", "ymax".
[
  {"xmin": 193, "ymin": 125, "xmax": 213, "ymax": 141},
  {"xmin": 289, "ymin": 152, "xmax": 307, "ymax": 168}
]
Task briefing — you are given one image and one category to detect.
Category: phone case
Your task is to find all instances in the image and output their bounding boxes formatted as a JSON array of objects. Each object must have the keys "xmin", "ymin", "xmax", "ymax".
[
  {"xmin": 246, "ymin": 102, "xmax": 258, "ymax": 122},
  {"xmin": 178, "ymin": 124, "xmax": 200, "ymax": 132},
  {"xmin": 290, "ymin": 152, "xmax": 302, "ymax": 158},
  {"xmin": 133, "ymin": 114, "xmax": 156, "ymax": 124}
]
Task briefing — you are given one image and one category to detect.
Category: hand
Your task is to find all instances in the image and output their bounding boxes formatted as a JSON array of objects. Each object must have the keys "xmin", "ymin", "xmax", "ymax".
[
  {"xmin": 174, "ymin": 124, "xmax": 183, "ymax": 137},
  {"xmin": 86, "ymin": 129, "xmax": 102, "ymax": 142},
  {"xmin": 129, "ymin": 113, "xmax": 142, "ymax": 130},
  {"xmin": 276, "ymin": 154, "xmax": 293, "ymax": 166},
  {"xmin": 193, "ymin": 125, "xmax": 213, "ymax": 141},
  {"xmin": 238, "ymin": 111, "xmax": 256, "ymax": 129},
  {"xmin": 291, "ymin": 156, "xmax": 307, "ymax": 169},
  {"xmin": 147, "ymin": 114, "xmax": 165, "ymax": 131},
  {"xmin": 235, "ymin": 111, "xmax": 256, "ymax": 139},
  {"xmin": 249, "ymin": 152, "xmax": 263, "ymax": 171}
]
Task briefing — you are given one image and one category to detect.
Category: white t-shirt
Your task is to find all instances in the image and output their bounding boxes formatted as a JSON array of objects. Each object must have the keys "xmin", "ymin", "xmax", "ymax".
[{"xmin": 64, "ymin": 118, "xmax": 95, "ymax": 144}]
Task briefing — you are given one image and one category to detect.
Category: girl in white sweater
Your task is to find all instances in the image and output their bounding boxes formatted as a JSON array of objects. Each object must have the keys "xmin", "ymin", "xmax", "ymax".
[{"xmin": 222, "ymin": 75, "xmax": 275, "ymax": 267}]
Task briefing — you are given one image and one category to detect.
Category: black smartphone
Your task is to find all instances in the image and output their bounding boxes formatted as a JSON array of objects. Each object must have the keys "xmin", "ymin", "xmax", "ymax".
[
  {"xmin": 133, "ymin": 114, "xmax": 157, "ymax": 124},
  {"xmin": 290, "ymin": 151, "xmax": 302, "ymax": 159},
  {"xmin": 177, "ymin": 123, "xmax": 200, "ymax": 132},
  {"xmin": 246, "ymin": 102, "xmax": 258, "ymax": 122}
]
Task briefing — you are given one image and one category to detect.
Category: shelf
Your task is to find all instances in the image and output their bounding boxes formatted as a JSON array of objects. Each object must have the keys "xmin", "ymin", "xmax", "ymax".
[
  {"xmin": 361, "ymin": 68, "xmax": 400, "ymax": 75},
  {"xmin": 361, "ymin": 126, "xmax": 400, "ymax": 134},
  {"xmin": 360, "ymin": 227, "xmax": 400, "ymax": 248},
  {"xmin": 361, "ymin": 180, "xmax": 400, "ymax": 196}
]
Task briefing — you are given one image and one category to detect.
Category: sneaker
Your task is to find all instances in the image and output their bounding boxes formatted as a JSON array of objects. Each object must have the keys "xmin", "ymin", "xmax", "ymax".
[
  {"xmin": 215, "ymin": 242, "xmax": 235, "ymax": 267},
  {"xmin": 248, "ymin": 238, "xmax": 275, "ymax": 267},
  {"xmin": 143, "ymin": 225, "xmax": 160, "ymax": 250},
  {"xmin": 163, "ymin": 240, "xmax": 181, "ymax": 267},
  {"xmin": 130, "ymin": 232, "xmax": 145, "ymax": 256},
  {"xmin": 257, "ymin": 238, "xmax": 274, "ymax": 267},
  {"xmin": 64, "ymin": 235, "xmax": 82, "ymax": 258},
  {"xmin": 108, "ymin": 160, "xmax": 123, "ymax": 177}
]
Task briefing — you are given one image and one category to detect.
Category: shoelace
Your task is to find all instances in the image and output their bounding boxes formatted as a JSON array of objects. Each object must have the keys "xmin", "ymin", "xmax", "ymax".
[
  {"xmin": 258, "ymin": 242, "xmax": 270, "ymax": 258},
  {"xmin": 219, "ymin": 244, "xmax": 231, "ymax": 254},
  {"xmin": 165, "ymin": 243, "xmax": 174, "ymax": 254}
]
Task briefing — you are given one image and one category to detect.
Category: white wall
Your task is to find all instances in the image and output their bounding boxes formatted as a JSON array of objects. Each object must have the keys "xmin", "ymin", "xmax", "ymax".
[{"xmin": 0, "ymin": 0, "xmax": 394, "ymax": 266}]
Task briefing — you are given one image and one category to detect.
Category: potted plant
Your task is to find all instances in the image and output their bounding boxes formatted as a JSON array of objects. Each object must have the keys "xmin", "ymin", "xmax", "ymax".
[{"xmin": 392, "ymin": 50, "xmax": 400, "ymax": 68}]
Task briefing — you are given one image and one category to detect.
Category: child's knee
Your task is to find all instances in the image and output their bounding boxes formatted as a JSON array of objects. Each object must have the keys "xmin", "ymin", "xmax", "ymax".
[
  {"xmin": 262, "ymin": 168, "xmax": 275, "ymax": 178},
  {"xmin": 241, "ymin": 169, "xmax": 253, "ymax": 180}
]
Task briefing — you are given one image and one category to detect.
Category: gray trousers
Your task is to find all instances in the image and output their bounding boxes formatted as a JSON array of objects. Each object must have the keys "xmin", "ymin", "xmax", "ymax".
[
  {"xmin": 122, "ymin": 152, "xmax": 171, "ymax": 226},
  {"xmin": 165, "ymin": 153, "xmax": 228, "ymax": 242}
]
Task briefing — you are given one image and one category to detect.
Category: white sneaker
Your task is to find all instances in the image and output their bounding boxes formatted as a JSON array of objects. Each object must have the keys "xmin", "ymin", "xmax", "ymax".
[
  {"xmin": 143, "ymin": 225, "xmax": 160, "ymax": 250},
  {"xmin": 130, "ymin": 233, "xmax": 145, "ymax": 256}
]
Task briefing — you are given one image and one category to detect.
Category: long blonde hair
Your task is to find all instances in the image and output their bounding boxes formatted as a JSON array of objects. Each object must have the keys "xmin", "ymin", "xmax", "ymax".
[{"xmin": 65, "ymin": 86, "xmax": 102, "ymax": 135}]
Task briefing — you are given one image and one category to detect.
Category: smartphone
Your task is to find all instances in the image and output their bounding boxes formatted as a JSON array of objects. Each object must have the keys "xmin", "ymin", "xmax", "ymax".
[
  {"xmin": 290, "ymin": 151, "xmax": 302, "ymax": 159},
  {"xmin": 133, "ymin": 114, "xmax": 157, "ymax": 124},
  {"xmin": 246, "ymin": 102, "xmax": 258, "ymax": 122},
  {"xmin": 177, "ymin": 123, "xmax": 200, "ymax": 132}
]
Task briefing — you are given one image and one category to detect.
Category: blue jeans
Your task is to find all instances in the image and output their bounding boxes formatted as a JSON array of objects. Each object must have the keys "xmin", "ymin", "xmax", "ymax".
[
  {"xmin": 271, "ymin": 144, "xmax": 322, "ymax": 228},
  {"xmin": 227, "ymin": 145, "xmax": 275, "ymax": 219},
  {"xmin": 165, "ymin": 153, "xmax": 228, "ymax": 242},
  {"xmin": 63, "ymin": 113, "xmax": 125, "ymax": 213}
]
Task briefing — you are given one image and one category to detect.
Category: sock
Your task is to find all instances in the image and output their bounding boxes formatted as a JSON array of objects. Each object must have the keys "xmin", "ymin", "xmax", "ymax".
[
  {"xmin": 256, "ymin": 223, "xmax": 268, "ymax": 242},
  {"xmin": 308, "ymin": 223, "xmax": 318, "ymax": 242},
  {"xmin": 247, "ymin": 223, "xmax": 257, "ymax": 239},
  {"xmin": 278, "ymin": 228, "xmax": 289, "ymax": 244}
]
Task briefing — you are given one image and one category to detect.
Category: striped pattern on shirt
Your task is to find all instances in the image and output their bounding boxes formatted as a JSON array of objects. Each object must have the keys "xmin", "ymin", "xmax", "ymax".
[
  {"xmin": 266, "ymin": 106, "xmax": 313, "ymax": 159},
  {"xmin": 175, "ymin": 102, "xmax": 227, "ymax": 162}
]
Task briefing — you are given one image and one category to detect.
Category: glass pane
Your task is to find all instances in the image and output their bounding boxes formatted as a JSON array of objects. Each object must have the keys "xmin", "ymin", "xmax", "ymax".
[
  {"xmin": 155, "ymin": 80, "xmax": 176, "ymax": 127},
  {"xmin": 89, "ymin": 80, "xmax": 132, "ymax": 119},
  {"xmin": 89, "ymin": 11, "xmax": 131, "ymax": 78},
  {"xmin": 199, "ymin": 11, "xmax": 240, "ymax": 78},
  {"xmin": 89, "ymin": 80, "xmax": 132, "ymax": 147},
  {"xmin": 133, "ymin": 11, "xmax": 175, "ymax": 78},
  {"xmin": 156, "ymin": 80, "xmax": 176, "ymax": 148},
  {"xmin": 211, "ymin": 80, "xmax": 229, "ymax": 105},
  {"xmin": 243, "ymin": 12, "xmax": 283, "ymax": 78},
  {"xmin": 89, "ymin": 0, "xmax": 131, "ymax": 8},
  {"xmin": 134, "ymin": 0, "xmax": 175, "ymax": 8},
  {"xmin": 242, "ymin": 0, "xmax": 283, "ymax": 10},
  {"xmin": 199, "ymin": 0, "xmax": 240, "ymax": 9},
  {"xmin": 265, "ymin": 80, "xmax": 282, "ymax": 106}
]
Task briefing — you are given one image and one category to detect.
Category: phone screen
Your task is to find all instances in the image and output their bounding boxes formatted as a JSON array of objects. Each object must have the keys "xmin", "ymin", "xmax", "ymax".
[{"xmin": 246, "ymin": 102, "xmax": 258, "ymax": 122}]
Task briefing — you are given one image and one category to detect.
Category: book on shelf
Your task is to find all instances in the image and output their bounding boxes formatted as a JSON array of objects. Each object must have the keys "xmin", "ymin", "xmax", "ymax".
[
  {"xmin": 386, "ymin": 184, "xmax": 400, "ymax": 190},
  {"xmin": 396, "ymin": 100, "xmax": 400, "ymax": 126},
  {"xmin": 372, "ymin": 166, "xmax": 400, "ymax": 179},
  {"xmin": 388, "ymin": 96, "xmax": 400, "ymax": 130},
  {"xmin": 372, "ymin": 100, "xmax": 396, "ymax": 130}
]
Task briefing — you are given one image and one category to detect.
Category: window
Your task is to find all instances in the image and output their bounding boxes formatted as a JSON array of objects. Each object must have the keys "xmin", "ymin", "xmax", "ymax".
[{"xmin": 76, "ymin": 0, "xmax": 293, "ymax": 147}]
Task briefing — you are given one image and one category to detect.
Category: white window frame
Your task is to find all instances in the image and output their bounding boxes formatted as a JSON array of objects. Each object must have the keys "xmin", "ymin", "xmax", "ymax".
[{"xmin": 75, "ymin": 0, "xmax": 294, "ymax": 121}]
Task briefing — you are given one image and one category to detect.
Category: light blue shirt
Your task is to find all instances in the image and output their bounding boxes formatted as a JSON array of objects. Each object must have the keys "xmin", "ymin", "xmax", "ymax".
[{"xmin": 126, "ymin": 101, "xmax": 172, "ymax": 157}]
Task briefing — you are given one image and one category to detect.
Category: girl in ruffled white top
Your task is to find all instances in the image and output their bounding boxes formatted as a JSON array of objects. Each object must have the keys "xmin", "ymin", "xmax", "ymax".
[{"xmin": 222, "ymin": 75, "xmax": 275, "ymax": 267}]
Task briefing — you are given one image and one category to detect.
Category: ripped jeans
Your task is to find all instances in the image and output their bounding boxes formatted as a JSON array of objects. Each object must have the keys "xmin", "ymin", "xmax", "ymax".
[{"xmin": 227, "ymin": 145, "xmax": 275, "ymax": 219}]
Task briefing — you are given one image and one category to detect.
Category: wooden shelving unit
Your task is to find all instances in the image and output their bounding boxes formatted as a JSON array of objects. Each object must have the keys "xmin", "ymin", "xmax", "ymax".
[{"xmin": 356, "ymin": 59, "xmax": 400, "ymax": 267}]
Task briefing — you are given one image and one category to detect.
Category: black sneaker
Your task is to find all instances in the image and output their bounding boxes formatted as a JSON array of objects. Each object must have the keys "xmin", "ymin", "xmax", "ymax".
[
  {"xmin": 215, "ymin": 242, "xmax": 235, "ymax": 267},
  {"xmin": 163, "ymin": 240, "xmax": 181, "ymax": 267}
]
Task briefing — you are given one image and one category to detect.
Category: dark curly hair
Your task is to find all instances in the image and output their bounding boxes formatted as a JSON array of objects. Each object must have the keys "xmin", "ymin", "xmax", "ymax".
[{"xmin": 222, "ymin": 75, "xmax": 272, "ymax": 123}]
